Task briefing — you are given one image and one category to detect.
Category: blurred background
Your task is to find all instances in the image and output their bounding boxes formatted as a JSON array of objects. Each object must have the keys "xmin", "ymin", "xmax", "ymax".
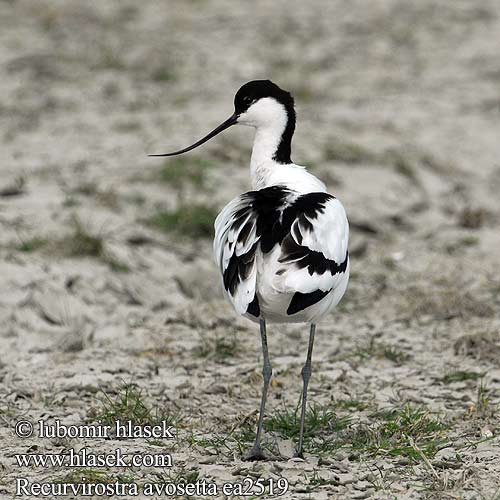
[{"xmin": 1, "ymin": 0, "xmax": 500, "ymax": 497}]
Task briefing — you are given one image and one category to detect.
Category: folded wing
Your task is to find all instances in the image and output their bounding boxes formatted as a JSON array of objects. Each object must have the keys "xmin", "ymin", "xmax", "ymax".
[
  {"xmin": 214, "ymin": 195, "xmax": 259, "ymax": 316},
  {"xmin": 214, "ymin": 187, "xmax": 349, "ymax": 319},
  {"xmin": 274, "ymin": 194, "xmax": 349, "ymax": 315}
]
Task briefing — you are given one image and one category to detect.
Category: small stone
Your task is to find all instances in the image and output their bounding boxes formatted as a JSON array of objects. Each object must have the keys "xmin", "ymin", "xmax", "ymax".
[
  {"xmin": 331, "ymin": 460, "xmax": 350, "ymax": 473},
  {"xmin": 338, "ymin": 473, "xmax": 354, "ymax": 485},
  {"xmin": 434, "ymin": 447, "xmax": 456, "ymax": 461},
  {"xmin": 353, "ymin": 480, "xmax": 372, "ymax": 491},
  {"xmin": 203, "ymin": 384, "xmax": 227, "ymax": 394},
  {"xmin": 277, "ymin": 439, "xmax": 295, "ymax": 459},
  {"xmin": 352, "ymin": 491, "xmax": 372, "ymax": 499},
  {"xmin": 334, "ymin": 451, "xmax": 349, "ymax": 461},
  {"xmin": 481, "ymin": 426, "xmax": 493, "ymax": 438}
]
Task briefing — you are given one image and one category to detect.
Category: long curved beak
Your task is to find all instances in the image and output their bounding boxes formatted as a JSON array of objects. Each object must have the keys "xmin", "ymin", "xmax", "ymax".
[{"xmin": 148, "ymin": 114, "xmax": 238, "ymax": 157}]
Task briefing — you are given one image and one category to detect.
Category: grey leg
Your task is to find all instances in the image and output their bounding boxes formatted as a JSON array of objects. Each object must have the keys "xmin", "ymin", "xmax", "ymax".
[
  {"xmin": 244, "ymin": 318, "xmax": 272, "ymax": 461},
  {"xmin": 295, "ymin": 323, "xmax": 316, "ymax": 458}
]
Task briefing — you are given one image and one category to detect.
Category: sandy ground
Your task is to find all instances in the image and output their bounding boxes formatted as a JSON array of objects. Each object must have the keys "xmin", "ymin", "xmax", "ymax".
[{"xmin": 1, "ymin": 1, "xmax": 500, "ymax": 498}]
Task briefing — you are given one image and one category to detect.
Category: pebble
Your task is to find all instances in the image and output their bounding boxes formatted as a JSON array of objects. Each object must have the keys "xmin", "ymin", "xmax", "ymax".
[
  {"xmin": 277, "ymin": 438, "xmax": 295, "ymax": 459},
  {"xmin": 353, "ymin": 480, "xmax": 372, "ymax": 491},
  {"xmin": 337, "ymin": 473, "xmax": 354, "ymax": 485},
  {"xmin": 352, "ymin": 491, "xmax": 372, "ymax": 499},
  {"xmin": 434, "ymin": 447, "xmax": 456, "ymax": 461}
]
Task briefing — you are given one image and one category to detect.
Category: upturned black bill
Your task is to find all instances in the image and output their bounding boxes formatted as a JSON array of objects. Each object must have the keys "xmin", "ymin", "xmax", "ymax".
[{"xmin": 148, "ymin": 114, "xmax": 238, "ymax": 157}]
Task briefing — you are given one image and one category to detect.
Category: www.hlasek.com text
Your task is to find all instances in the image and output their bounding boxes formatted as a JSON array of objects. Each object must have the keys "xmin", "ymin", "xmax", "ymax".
[{"xmin": 15, "ymin": 448, "xmax": 172, "ymax": 468}]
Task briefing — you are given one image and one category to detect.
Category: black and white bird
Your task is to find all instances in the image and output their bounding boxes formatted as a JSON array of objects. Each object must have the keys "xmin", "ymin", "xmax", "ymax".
[{"xmin": 150, "ymin": 80, "xmax": 349, "ymax": 460}]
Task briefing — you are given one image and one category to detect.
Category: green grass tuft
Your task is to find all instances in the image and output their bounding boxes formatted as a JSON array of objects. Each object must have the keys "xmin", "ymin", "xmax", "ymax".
[
  {"xmin": 264, "ymin": 404, "xmax": 351, "ymax": 440},
  {"xmin": 308, "ymin": 471, "xmax": 339, "ymax": 488},
  {"xmin": 474, "ymin": 379, "xmax": 497, "ymax": 420},
  {"xmin": 64, "ymin": 218, "xmax": 104, "ymax": 257},
  {"xmin": 459, "ymin": 236, "xmax": 480, "ymax": 247},
  {"xmin": 385, "ymin": 150, "xmax": 420, "ymax": 183},
  {"xmin": 324, "ymin": 138, "xmax": 375, "ymax": 164},
  {"xmin": 152, "ymin": 68, "xmax": 176, "ymax": 82},
  {"xmin": 186, "ymin": 430, "xmax": 234, "ymax": 457},
  {"xmin": 345, "ymin": 405, "xmax": 449, "ymax": 461},
  {"xmin": 88, "ymin": 383, "xmax": 180, "ymax": 429},
  {"xmin": 440, "ymin": 370, "xmax": 485, "ymax": 384},
  {"xmin": 354, "ymin": 338, "xmax": 411, "ymax": 365},
  {"xmin": 159, "ymin": 156, "xmax": 214, "ymax": 188},
  {"xmin": 59, "ymin": 217, "xmax": 129, "ymax": 272},
  {"xmin": 336, "ymin": 398, "xmax": 371, "ymax": 411},
  {"xmin": 107, "ymin": 258, "xmax": 130, "ymax": 273},
  {"xmin": 16, "ymin": 236, "xmax": 47, "ymax": 252},
  {"xmin": 72, "ymin": 182, "xmax": 98, "ymax": 197},
  {"xmin": 152, "ymin": 467, "xmax": 199, "ymax": 485},
  {"xmin": 195, "ymin": 331, "xmax": 239, "ymax": 361},
  {"xmin": 149, "ymin": 205, "xmax": 217, "ymax": 239}
]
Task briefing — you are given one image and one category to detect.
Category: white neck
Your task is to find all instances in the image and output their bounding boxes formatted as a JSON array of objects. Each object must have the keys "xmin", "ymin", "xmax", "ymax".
[
  {"xmin": 241, "ymin": 97, "xmax": 324, "ymax": 193},
  {"xmin": 249, "ymin": 134, "xmax": 326, "ymax": 194},
  {"xmin": 250, "ymin": 123, "xmax": 285, "ymax": 189},
  {"xmin": 237, "ymin": 97, "xmax": 288, "ymax": 190},
  {"xmin": 249, "ymin": 126, "xmax": 327, "ymax": 194}
]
